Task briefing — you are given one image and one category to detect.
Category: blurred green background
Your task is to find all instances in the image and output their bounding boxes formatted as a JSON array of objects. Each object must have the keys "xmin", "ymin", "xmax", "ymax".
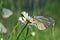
[{"xmin": 0, "ymin": 0, "xmax": 60, "ymax": 40}]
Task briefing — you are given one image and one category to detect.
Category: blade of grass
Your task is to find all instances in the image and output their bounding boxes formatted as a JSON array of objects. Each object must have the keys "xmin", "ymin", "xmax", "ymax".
[
  {"xmin": 24, "ymin": 27, "xmax": 29, "ymax": 40},
  {"xmin": 6, "ymin": 21, "xmax": 20, "ymax": 40},
  {"xmin": 16, "ymin": 21, "xmax": 29, "ymax": 40},
  {"xmin": 52, "ymin": 24, "xmax": 55, "ymax": 40}
]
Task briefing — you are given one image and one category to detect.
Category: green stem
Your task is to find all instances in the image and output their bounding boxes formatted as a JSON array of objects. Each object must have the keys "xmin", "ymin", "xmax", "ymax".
[
  {"xmin": 25, "ymin": 27, "xmax": 29, "ymax": 40},
  {"xmin": 16, "ymin": 22, "xmax": 29, "ymax": 40}
]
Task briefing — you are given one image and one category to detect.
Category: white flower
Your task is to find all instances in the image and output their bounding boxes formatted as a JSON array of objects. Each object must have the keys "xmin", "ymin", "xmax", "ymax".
[
  {"xmin": 2, "ymin": 8, "xmax": 13, "ymax": 18},
  {"xmin": 18, "ymin": 17, "xmax": 26, "ymax": 23},
  {"xmin": 31, "ymin": 32, "xmax": 36, "ymax": 37},
  {"xmin": 21, "ymin": 11, "xmax": 28, "ymax": 19},
  {"xmin": 0, "ymin": 23, "xmax": 7, "ymax": 33}
]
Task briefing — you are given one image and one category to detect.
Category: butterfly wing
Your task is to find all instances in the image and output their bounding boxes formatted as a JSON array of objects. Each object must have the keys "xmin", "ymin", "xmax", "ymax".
[{"xmin": 33, "ymin": 16, "xmax": 55, "ymax": 28}]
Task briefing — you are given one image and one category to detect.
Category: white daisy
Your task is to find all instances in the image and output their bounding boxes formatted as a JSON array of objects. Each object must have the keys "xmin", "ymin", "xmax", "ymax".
[
  {"xmin": 18, "ymin": 17, "xmax": 26, "ymax": 23},
  {"xmin": 21, "ymin": 11, "xmax": 28, "ymax": 19}
]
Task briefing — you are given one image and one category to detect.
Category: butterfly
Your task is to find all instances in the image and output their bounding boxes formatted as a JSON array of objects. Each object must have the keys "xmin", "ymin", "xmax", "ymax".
[
  {"xmin": 0, "ymin": 23, "xmax": 7, "ymax": 33},
  {"xmin": 0, "ymin": 8, "xmax": 13, "ymax": 18},
  {"xmin": 19, "ymin": 11, "xmax": 55, "ymax": 30}
]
